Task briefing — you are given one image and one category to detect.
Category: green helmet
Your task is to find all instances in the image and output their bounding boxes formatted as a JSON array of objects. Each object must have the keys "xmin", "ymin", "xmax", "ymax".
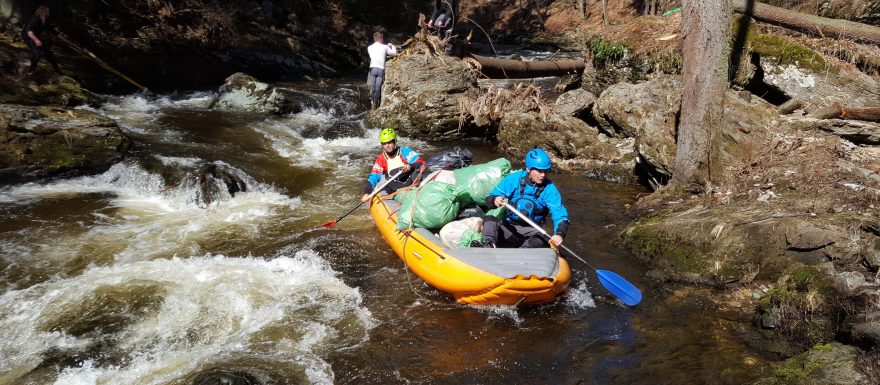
[{"xmin": 378, "ymin": 128, "xmax": 397, "ymax": 143}]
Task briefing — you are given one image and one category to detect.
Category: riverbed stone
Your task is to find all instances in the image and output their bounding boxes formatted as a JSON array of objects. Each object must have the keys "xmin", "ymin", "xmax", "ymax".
[
  {"xmin": 365, "ymin": 54, "xmax": 480, "ymax": 140},
  {"xmin": 0, "ymin": 104, "xmax": 129, "ymax": 183},
  {"xmin": 753, "ymin": 342, "xmax": 867, "ymax": 385},
  {"xmin": 209, "ymin": 72, "xmax": 303, "ymax": 115}
]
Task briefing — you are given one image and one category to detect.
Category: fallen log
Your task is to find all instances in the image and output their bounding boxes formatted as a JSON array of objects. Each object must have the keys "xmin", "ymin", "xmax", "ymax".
[
  {"xmin": 469, "ymin": 54, "xmax": 586, "ymax": 79},
  {"xmin": 733, "ymin": 0, "xmax": 880, "ymax": 46},
  {"xmin": 808, "ymin": 103, "xmax": 880, "ymax": 122}
]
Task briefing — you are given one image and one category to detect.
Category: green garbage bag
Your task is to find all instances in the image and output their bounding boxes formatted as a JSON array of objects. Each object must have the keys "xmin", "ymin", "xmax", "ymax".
[
  {"xmin": 459, "ymin": 230, "xmax": 484, "ymax": 248},
  {"xmin": 452, "ymin": 158, "xmax": 511, "ymax": 206},
  {"xmin": 396, "ymin": 181, "xmax": 467, "ymax": 230}
]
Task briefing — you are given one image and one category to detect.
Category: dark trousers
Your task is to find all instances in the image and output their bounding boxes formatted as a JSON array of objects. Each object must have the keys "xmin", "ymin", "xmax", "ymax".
[
  {"xmin": 481, "ymin": 216, "xmax": 548, "ymax": 248},
  {"xmin": 367, "ymin": 67, "xmax": 385, "ymax": 108},
  {"xmin": 26, "ymin": 40, "xmax": 59, "ymax": 72},
  {"xmin": 382, "ymin": 167, "xmax": 420, "ymax": 194}
]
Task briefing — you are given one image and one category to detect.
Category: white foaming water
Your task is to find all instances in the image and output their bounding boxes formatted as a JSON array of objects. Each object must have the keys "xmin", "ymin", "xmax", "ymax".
[
  {"xmin": 564, "ymin": 280, "xmax": 597, "ymax": 311},
  {"xmin": 475, "ymin": 305, "xmax": 525, "ymax": 325},
  {"xmin": 0, "ymin": 162, "xmax": 301, "ymax": 266},
  {"xmin": 0, "ymin": 253, "xmax": 373, "ymax": 385}
]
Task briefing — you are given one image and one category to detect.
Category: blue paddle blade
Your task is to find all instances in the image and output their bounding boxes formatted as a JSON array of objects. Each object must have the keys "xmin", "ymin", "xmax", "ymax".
[{"xmin": 596, "ymin": 269, "xmax": 642, "ymax": 306}]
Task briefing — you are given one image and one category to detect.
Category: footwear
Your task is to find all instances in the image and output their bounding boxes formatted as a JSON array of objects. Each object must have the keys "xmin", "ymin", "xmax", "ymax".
[{"xmin": 470, "ymin": 240, "xmax": 496, "ymax": 248}]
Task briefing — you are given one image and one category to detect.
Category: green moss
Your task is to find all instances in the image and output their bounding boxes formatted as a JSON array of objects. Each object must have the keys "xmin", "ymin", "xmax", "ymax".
[
  {"xmin": 48, "ymin": 153, "xmax": 87, "ymax": 170},
  {"xmin": 590, "ymin": 37, "xmax": 627, "ymax": 66},
  {"xmin": 731, "ymin": 19, "xmax": 833, "ymax": 73},
  {"xmin": 623, "ymin": 223, "xmax": 709, "ymax": 274},
  {"xmin": 767, "ymin": 354, "xmax": 823, "ymax": 385},
  {"xmin": 789, "ymin": 266, "xmax": 821, "ymax": 291}
]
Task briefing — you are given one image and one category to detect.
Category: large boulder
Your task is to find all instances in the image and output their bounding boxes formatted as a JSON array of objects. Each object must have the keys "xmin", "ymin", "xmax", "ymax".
[
  {"xmin": 759, "ymin": 60, "xmax": 880, "ymax": 113},
  {"xmin": 593, "ymin": 76, "xmax": 779, "ymax": 179},
  {"xmin": 208, "ymin": 72, "xmax": 305, "ymax": 114},
  {"xmin": 0, "ymin": 104, "xmax": 129, "ymax": 184},
  {"xmin": 0, "ymin": 75, "xmax": 104, "ymax": 107},
  {"xmin": 497, "ymin": 112, "xmax": 636, "ymax": 181},
  {"xmin": 365, "ymin": 54, "xmax": 480, "ymax": 140}
]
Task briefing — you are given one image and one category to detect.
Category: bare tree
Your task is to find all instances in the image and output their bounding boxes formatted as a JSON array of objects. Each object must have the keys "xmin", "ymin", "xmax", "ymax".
[
  {"xmin": 602, "ymin": 0, "xmax": 608, "ymax": 26},
  {"xmin": 672, "ymin": 0, "xmax": 731, "ymax": 187}
]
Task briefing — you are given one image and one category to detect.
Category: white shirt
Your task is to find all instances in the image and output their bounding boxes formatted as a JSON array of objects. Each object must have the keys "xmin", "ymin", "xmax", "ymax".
[{"xmin": 368, "ymin": 42, "xmax": 397, "ymax": 70}]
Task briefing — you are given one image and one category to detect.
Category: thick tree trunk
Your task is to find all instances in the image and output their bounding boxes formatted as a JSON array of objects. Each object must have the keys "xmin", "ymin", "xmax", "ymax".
[
  {"xmin": 577, "ymin": 0, "xmax": 586, "ymax": 20},
  {"xmin": 733, "ymin": 0, "xmax": 880, "ymax": 45},
  {"xmin": 673, "ymin": 0, "xmax": 731, "ymax": 186},
  {"xmin": 469, "ymin": 55, "xmax": 586, "ymax": 79}
]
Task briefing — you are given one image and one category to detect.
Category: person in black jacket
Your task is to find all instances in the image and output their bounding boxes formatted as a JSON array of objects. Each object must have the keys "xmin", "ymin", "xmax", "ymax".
[
  {"xmin": 21, "ymin": 6, "xmax": 61, "ymax": 76},
  {"xmin": 428, "ymin": 0, "xmax": 459, "ymax": 38}
]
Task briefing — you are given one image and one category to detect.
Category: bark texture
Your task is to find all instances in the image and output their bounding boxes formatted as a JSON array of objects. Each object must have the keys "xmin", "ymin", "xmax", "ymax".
[
  {"xmin": 673, "ymin": 0, "xmax": 731, "ymax": 186},
  {"xmin": 733, "ymin": 0, "xmax": 880, "ymax": 45}
]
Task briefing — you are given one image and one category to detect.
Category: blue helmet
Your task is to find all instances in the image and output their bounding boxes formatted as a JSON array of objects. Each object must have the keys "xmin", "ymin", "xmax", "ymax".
[{"xmin": 525, "ymin": 148, "xmax": 552, "ymax": 170}]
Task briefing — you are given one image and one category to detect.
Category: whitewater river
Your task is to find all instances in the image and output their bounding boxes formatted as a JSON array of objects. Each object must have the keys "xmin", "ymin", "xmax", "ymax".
[{"xmin": 1, "ymin": 79, "xmax": 771, "ymax": 384}]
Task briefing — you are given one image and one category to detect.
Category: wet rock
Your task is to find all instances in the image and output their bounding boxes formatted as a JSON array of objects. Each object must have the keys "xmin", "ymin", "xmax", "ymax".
[
  {"xmin": 181, "ymin": 162, "xmax": 249, "ymax": 208},
  {"xmin": 762, "ymin": 306, "xmax": 781, "ymax": 329},
  {"xmin": 365, "ymin": 54, "xmax": 480, "ymax": 141},
  {"xmin": 0, "ymin": 104, "xmax": 129, "ymax": 184},
  {"xmin": 0, "ymin": 74, "xmax": 104, "ymax": 107},
  {"xmin": 752, "ymin": 342, "xmax": 867, "ymax": 385},
  {"xmin": 553, "ymin": 88, "xmax": 596, "ymax": 120},
  {"xmin": 209, "ymin": 72, "xmax": 304, "ymax": 115}
]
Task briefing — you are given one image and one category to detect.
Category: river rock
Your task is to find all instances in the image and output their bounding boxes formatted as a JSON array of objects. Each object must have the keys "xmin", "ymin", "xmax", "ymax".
[
  {"xmin": 787, "ymin": 117, "xmax": 880, "ymax": 145},
  {"xmin": 593, "ymin": 76, "xmax": 779, "ymax": 179},
  {"xmin": 209, "ymin": 72, "xmax": 303, "ymax": 114},
  {"xmin": 752, "ymin": 342, "xmax": 867, "ymax": 385},
  {"xmin": 0, "ymin": 104, "xmax": 129, "ymax": 183},
  {"xmin": 365, "ymin": 54, "xmax": 480, "ymax": 140},
  {"xmin": 496, "ymin": 112, "xmax": 635, "ymax": 180},
  {"xmin": 0, "ymin": 75, "xmax": 104, "ymax": 107},
  {"xmin": 553, "ymin": 88, "xmax": 596, "ymax": 120},
  {"xmin": 759, "ymin": 60, "xmax": 880, "ymax": 113}
]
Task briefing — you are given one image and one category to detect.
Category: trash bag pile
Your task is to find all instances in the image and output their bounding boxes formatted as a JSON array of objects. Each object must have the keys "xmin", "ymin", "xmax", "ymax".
[
  {"xmin": 394, "ymin": 157, "xmax": 512, "ymax": 247},
  {"xmin": 424, "ymin": 147, "xmax": 473, "ymax": 174}
]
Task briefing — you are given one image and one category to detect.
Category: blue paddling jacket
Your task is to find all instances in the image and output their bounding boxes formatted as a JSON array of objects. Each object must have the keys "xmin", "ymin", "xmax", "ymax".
[{"xmin": 485, "ymin": 170, "xmax": 569, "ymax": 236}]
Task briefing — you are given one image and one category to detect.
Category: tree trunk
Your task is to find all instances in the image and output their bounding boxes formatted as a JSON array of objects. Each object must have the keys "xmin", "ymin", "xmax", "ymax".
[
  {"xmin": 469, "ymin": 55, "xmax": 586, "ymax": 79},
  {"xmin": 602, "ymin": 0, "xmax": 608, "ymax": 26},
  {"xmin": 577, "ymin": 0, "xmax": 586, "ymax": 21},
  {"xmin": 733, "ymin": 0, "xmax": 880, "ymax": 45},
  {"xmin": 673, "ymin": 0, "xmax": 731, "ymax": 186}
]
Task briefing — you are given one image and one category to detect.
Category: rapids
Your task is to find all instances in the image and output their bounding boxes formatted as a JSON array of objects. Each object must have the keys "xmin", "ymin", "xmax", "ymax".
[{"xmin": 1, "ymin": 79, "xmax": 772, "ymax": 385}]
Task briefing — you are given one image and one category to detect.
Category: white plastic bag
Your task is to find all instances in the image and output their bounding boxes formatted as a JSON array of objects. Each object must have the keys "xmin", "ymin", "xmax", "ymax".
[{"xmin": 439, "ymin": 217, "xmax": 483, "ymax": 248}]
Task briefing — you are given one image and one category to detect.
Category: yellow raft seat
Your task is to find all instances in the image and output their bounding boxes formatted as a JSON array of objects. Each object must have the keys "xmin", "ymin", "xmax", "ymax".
[{"xmin": 369, "ymin": 194, "xmax": 571, "ymax": 305}]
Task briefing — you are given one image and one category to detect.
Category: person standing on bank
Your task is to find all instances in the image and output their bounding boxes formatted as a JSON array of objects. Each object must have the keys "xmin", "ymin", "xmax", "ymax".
[
  {"xmin": 362, "ymin": 128, "xmax": 426, "ymax": 202},
  {"xmin": 21, "ymin": 5, "xmax": 61, "ymax": 76},
  {"xmin": 428, "ymin": 0, "xmax": 459, "ymax": 39},
  {"xmin": 366, "ymin": 32, "xmax": 397, "ymax": 110},
  {"xmin": 480, "ymin": 148, "xmax": 569, "ymax": 248}
]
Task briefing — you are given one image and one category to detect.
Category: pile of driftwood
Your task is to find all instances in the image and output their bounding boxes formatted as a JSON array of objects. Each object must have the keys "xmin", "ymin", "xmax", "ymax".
[{"xmin": 458, "ymin": 83, "xmax": 550, "ymax": 127}]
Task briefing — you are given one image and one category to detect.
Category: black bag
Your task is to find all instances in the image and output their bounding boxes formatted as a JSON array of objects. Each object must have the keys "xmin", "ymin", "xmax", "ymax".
[{"xmin": 425, "ymin": 147, "xmax": 473, "ymax": 173}]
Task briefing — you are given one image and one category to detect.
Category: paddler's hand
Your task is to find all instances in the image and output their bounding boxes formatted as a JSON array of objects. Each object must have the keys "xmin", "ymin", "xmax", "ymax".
[
  {"xmin": 493, "ymin": 197, "xmax": 507, "ymax": 208},
  {"xmin": 361, "ymin": 193, "xmax": 371, "ymax": 202},
  {"xmin": 548, "ymin": 235, "xmax": 563, "ymax": 247}
]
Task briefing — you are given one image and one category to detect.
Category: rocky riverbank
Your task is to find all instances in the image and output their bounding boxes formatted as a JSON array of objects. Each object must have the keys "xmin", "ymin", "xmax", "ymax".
[{"xmin": 365, "ymin": 7, "xmax": 880, "ymax": 384}]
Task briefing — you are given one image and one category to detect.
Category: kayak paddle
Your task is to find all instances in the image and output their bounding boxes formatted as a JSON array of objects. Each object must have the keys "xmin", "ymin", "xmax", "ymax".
[
  {"xmin": 319, "ymin": 169, "xmax": 404, "ymax": 228},
  {"xmin": 502, "ymin": 202, "xmax": 643, "ymax": 306}
]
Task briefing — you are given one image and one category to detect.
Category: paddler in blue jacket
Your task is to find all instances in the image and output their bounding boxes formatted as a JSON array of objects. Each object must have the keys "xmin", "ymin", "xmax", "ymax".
[{"xmin": 479, "ymin": 148, "xmax": 569, "ymax": 248}]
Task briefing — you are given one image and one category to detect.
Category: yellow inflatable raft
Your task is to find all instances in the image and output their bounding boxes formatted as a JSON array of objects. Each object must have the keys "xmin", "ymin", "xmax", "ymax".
[{"xmin": 369, "ymin": 194, "xmax": 571, "ymax": 305}]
